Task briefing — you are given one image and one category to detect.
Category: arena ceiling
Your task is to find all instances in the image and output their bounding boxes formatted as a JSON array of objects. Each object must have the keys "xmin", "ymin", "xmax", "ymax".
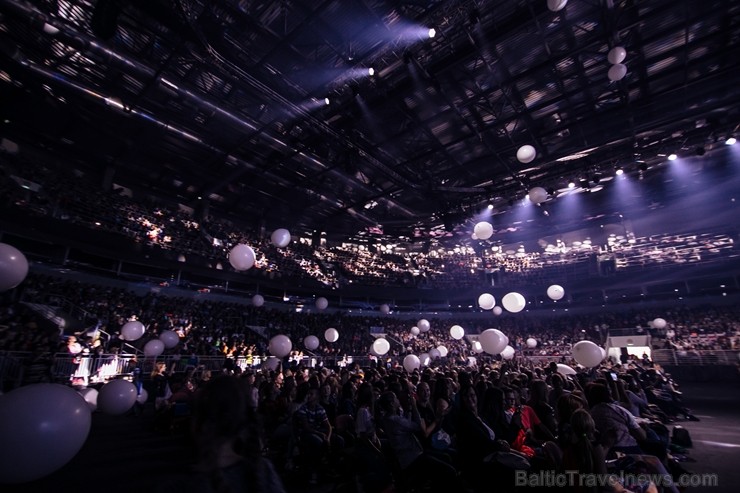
[{"xmin": 1, "ymin": 0, "xmax": 739, "ymax": 245}]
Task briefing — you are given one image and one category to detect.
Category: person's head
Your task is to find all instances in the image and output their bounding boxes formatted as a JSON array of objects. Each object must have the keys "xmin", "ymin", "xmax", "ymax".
[
  {"xmin": 460, "ymin": 385, "xmax": 479, "ymax": 415},
  {"xmin": 585, "ymin": 383, "xmax": 612, "ymax": 407},
  {"xmin": 556, "ymin": 393, "xmax": 585, "ymax": 425},
  {"xmin": 378, "ymin": 390, "xmax": 399, "ymax": 416},
  {"xmin": 529, "ymin": 379, "xmax": 549, "ymax": 403},
  {"xmin": 570, "ymin": 408, "xmax": 596, "ymax": 440},
  {"xmin": 357, "ymin": 381, "xmax": 375, "ymax": 409},
  {"xmin": 416, "ymin": 381, "xmax": 431, "ymax": 403},
  {"xmin": 504, "ymin": 387, "xmax": 519, "ymax": 408}
]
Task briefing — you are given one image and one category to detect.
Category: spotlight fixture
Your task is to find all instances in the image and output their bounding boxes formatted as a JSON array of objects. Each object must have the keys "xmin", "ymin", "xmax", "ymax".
[
  {"xmin": 615, "ymin": 168, "xmax": 624, "ymax": 176},
  {"xmin": 428, "ymin": 28, "xmax": 436, "ymax": 38},
  {"xmin": 368, "ymin": 67, "xmax": 375, "ymax": 76},
  {"xmin": 324, "ymin": 97, "xmax": 330, "ymax": 105},
  {"xmin": 668, "ymin": 153, "xmax": 677, "ymax": 161},
  {"xmin": 726, "ymin": 137, "xmax": 737, "ymax": 145},
  {"xmin": 567, "ymin": 181, "xmax": 575, "ymax": 189},
  {"xmin": 487, "ymin": 204, "xmax": 494, "ymax": 210}
]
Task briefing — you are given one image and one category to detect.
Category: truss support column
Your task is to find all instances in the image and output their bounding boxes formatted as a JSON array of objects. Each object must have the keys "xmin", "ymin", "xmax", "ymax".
[
  {"xmin": 116, "ymin": 260, "xmax": 122, "ymax": 277},
  {"xmin": 176, "ymin": 269, "xmax": 182, "ymax": 286}
]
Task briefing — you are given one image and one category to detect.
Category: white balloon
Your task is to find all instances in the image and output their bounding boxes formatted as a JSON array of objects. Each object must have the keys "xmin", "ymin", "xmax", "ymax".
[
  {"xmin": 136, "ymin": 388, "xmax": 148, "ymax": 404},
  {"xmin": 528, "ymin": 187, "xmax": 548, "ymax": 204},
  {"xmin": 526, "ymin": 338, "xmax": 537, "ymax": 348},
  {"xmin": 325, "ymin": 328, "xmax": 339, "ymax": 343},
  {"xmin": 437, "ymin": 345, "xmax": 449, "ymax": 358},
  {"xmin": 608, "ymin": 46, "xmax": 627, "ymax": 65},
  {"xmin": 501, "ymin": 345, "xmax": 515, "ymax": 360},
  {"xmin": 0, "ymin": 384, "xmax": 91, "ymax": 483},
  {"xmin": 608, "ymin": 63, "xmax": 628, "ymax": 82},
  {"xmin": 473, "ymin": 221, "xmax": 494, "ymax": 240},
  {"xmin": 0, "ymin": 243, "xmax": 29, "ymax": 292},
  {"xmin": 143, "ymin": 339, "xmax": 165, "ymax": 357},
  {"xmin": 380, "ymin": 304, "xmax": 390, "ymax": 314},
  {"xmin": 556, "ymin": 363, "xmax": 576, "ymax": 376},
  {"xmin": 600, "ymin": 347, "xmax": 607, "ymax": 361},
  {"xmin": 478, "ymin": 293, "xmax": 496, "ymax": 310},
  {"xmin": 450, "ymin": 325, "xmax": 465, "ymax": 340},
  {"xmin": 121, "ymin": 321, "xmax": 145, "ymax": 341},
  {"xmin": 252, "ymin": 294, "xmax": 265, "ymax": 307},
  {"xmin": 264, "ymin": 357, "xmax": 281, "ymax": 371},
  {"xmin": 472, "ymin": 340, "xmax": 484, "ymax": 353},
  {"xmin": 652, "ymin": 318, "xmax": 667, "ymax": 329},
  {"xmin": 492, "ymin": 306, "xmax": 503, "ymax": 316},
  {"xmin": 502, "ymin": 292, "xmax": 526, "ymax": 313},
  {"xmin": 547, "ymin": 284, "xmax": 565, "ymax": 301},
  {"xmin": 159, "ymin": 330, "xmax": 179, "ymax": 349},
  {"xmin": 78, "ymin": 387, "xmax": 98, "ymax": 411},
  {"xmin": 417, "ymin": 319, "xmax": 430, "ymax": 332},
  {"xmin": 304, "ymin": 335, "xmax": 320, "ymax": 351},
  {"xmin": 479, "ymin": 329, "xmax": 507, "ymax": 355},
  {"xmin": 372, "ymin": 338, "xmax": 391, "ymax": 356},
  {"xmin": 516, "ymin": 144, "xmax": 537, "ymax": 164},
  {"xmin": 316, "ymin": 297, "xmax": 329, "ymax": 310},
  {"xmin": 270, "ymin": 228, "xmax": 291, "ymax": 248},
  {"xmin": 547, "ymin": 0, "xmax": 568, "ymax": 12},
  {"xmin": 98, "ymin": 379, "xmax": 137, "ymax": 416},
  {"xmin": 269, "ymin": 334, "xmax": 292, "ymax": 358},
  {"xmin": 410, "ymin": 326, "xmax": 420, "ymax": 336},
  {"xmin": 229, "ymin": 244, "xmax": 256, "ymax": 271},
  {"xmin": 572, "ymin": 341, "xmax": 604, "ymax": 368},
  {"xmin": 429, "ymin": 348, "xmax": 441, "ymax": 360},
  {"xmin": 403, "ymin": 354, "xmax": 421, "ymax": 373},
  {"xmin": 419, "ymin": 353, "xmax": 431, "ymax": 366}
]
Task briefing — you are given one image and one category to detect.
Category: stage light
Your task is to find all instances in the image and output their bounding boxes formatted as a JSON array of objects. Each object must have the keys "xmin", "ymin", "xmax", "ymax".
[
  {"xmin": 428, "ymin": 28, "xmax": 436, "ymax": 38},
  {"xmin": 568, "ymin": 181, "xmax": 575, "ymax": 189},
  {"xmin": 487, "ymin": 204, "xmax": 494, "ymax": 210},
  {"xmin": 615, "ymin": 168, "xmax": 624, "ymax": 176},
  {"xmin": 668, "ymin": 153, "xmax": 677, "ymax": 161},
  {"xmin": 368, "ymin": 67, "xmax": 375, "ymax": 76},
  {"xmin": 324, "ymin": 97, "xmax": 330, "ymax": 105},
  {"xmin": 726, "ymin": 137, "xmax": 737, "ymax": 145}
]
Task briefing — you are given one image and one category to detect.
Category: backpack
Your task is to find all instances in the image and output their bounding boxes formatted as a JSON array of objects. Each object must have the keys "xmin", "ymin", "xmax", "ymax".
[{"xmin": 671, "ymin": 425, "xmax": 693, "ymax": 447}]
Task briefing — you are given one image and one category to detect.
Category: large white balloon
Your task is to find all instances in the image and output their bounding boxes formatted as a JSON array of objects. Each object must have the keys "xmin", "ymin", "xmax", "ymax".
[
  {"xmin": 473, "ymin": 221, "xmax": 494, "ymax": 240},
  {"xmin": 121, "ymin": 321, "xmax": 145, "ymax": 341},
  {"xmin": 0, "ymin": 384, "xmax": 91, "ymax": 483},
  {"xmin": 492, "ymin": 306, "xmax": 503, "ymax": 316},
  {"xmin": 417, "ymin": 319, "xmax": 431, "ymax": 332},
  {"xmin": 98, "ymin": 379, "xmax": 137, "ymax": 416},
  {"xmin": 419, "ymin": 353, "xmax": 431, "ymax": 366},
  {"xmin": 78, "ymin": 387, "xmax": 98, "ymax": 411},
  {"xmin": 478, "ymin": 293, "xmax": 496, "ymax": 310},
  {"xmin": 547, "ymin": 0, "xmax": 568, "ymax": 12},
  {"xmin": 501, "ymin": 345, "xmax": 515, "ymax": 360},
  {"xmin": 304, "ymin": 335, "xmax": 320, "ymax": 351},
  {"xmin": 572, "ymin": 341, "xmax": 604, "ymax": 368},
  {"xmin": 372, "ymin": 338, "xmax": 391, "ymax": 356},
  {"xmin": 380, "ymin": 304, "xmax": 390, "ymax": 314},
  {"xmin": 403, "ymin": 354, "xmax": 421, "ymax": 373},
  {"xmin": 229, "ymin": 244, "xmax": 256, "ymax": 271},
  {"xmin": 652, "ymin": 318, "xmax": 667, "ymax": 329},
  {"xmin": 502, "ymin": 292, "xmax": 526, "ymax": 313},
  {"xmin": 556, "ymin": 363, "xmax": 576, "ymax": 376},
  {"xmin": 252, "ymin": 294, "xmax": 265, "ymax": 307},
  {"xmin": 0, "ymin": 243, "xmax": 29, "ymax": 292},
  {"xmin": 410, "ymin": 326, "xmax": 420, "ymax": 336},
  {"xmin": 143, "ymin": 339, "xmax": 165, "ymax": 357},
  {"xmin": 600, "ymin": 347, "xmax": 607, "ymax": 361},
  {"xmin": 547, "ymin": 284, "xmax": 565, "ymax": 301},
  {"xmin": 269, "ymin": 334, "xmax": 292, "ymax": 358},
  {"xmin": 526, "ymin": 338, "xmax": 537, "ymax": 348},
  {"xmin": 608, "ymin": 46, "xmax": 627, "ymax": 64},
  {"xmin": 450, "ymin": 325, "xmax": 465, "ymax": 340},
  {"xmin": 325, "ymin": 328, "xmax": 339, "ymax": 343},
  {"xmin": 316, "ymin": 297, "xmax": 329, "ymax": 310},
  {"xmin": 608, "ymin": 63, "xmax": 628, "ymax": 82},
  {"xmin": 437, "ymin": 345, "xmax": 449, "ymax": 358},
  {"xmin": 429, "ymin": 348, "xmax": 441, "ymax": 360},
  {"xmin": 479, "ymin": 329, "xmax": 507, "ymax": 355},
  {"xmin": 528, "ymin": 187, "xmax": 548, "ymax": 204},
  {"xmin": 516, "ymin": 144, "xmax": 537, "ymax": 164},
  {"xmin": 159, "ymin": 330, "xmax": 179, "ymax": 349},
  {"xmin": 270, "ymin": 228, "xmax": 291, "ymax": 248},
  {"xmin": 264, "ymin": 357, "xmax": 280, "ymax": 371},
  {"xmin": 136, "ymin": 388, "xmax": 149, "ymax": 404},
  {"xmin": 472, "ymin": 340, "xmax": 484, "ymax": 353}
]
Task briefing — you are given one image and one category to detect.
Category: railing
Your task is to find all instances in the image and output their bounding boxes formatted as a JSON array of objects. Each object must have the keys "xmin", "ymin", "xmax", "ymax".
[{"xmin": 651, "ymin": 349, "xmax": 740, "ymax": 365}]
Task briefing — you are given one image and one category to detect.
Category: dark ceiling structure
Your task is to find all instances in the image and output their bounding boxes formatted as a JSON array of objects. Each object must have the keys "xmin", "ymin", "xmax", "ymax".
[{"xmin": 1, "ymin": 0, "xmax": 739, "ymax": 244}]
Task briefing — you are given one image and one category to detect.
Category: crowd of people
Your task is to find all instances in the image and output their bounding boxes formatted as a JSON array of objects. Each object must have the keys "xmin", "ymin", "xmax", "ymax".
[{"xmin": 2, "ymin": 154, "xmax": 738, "ymax": 293}]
